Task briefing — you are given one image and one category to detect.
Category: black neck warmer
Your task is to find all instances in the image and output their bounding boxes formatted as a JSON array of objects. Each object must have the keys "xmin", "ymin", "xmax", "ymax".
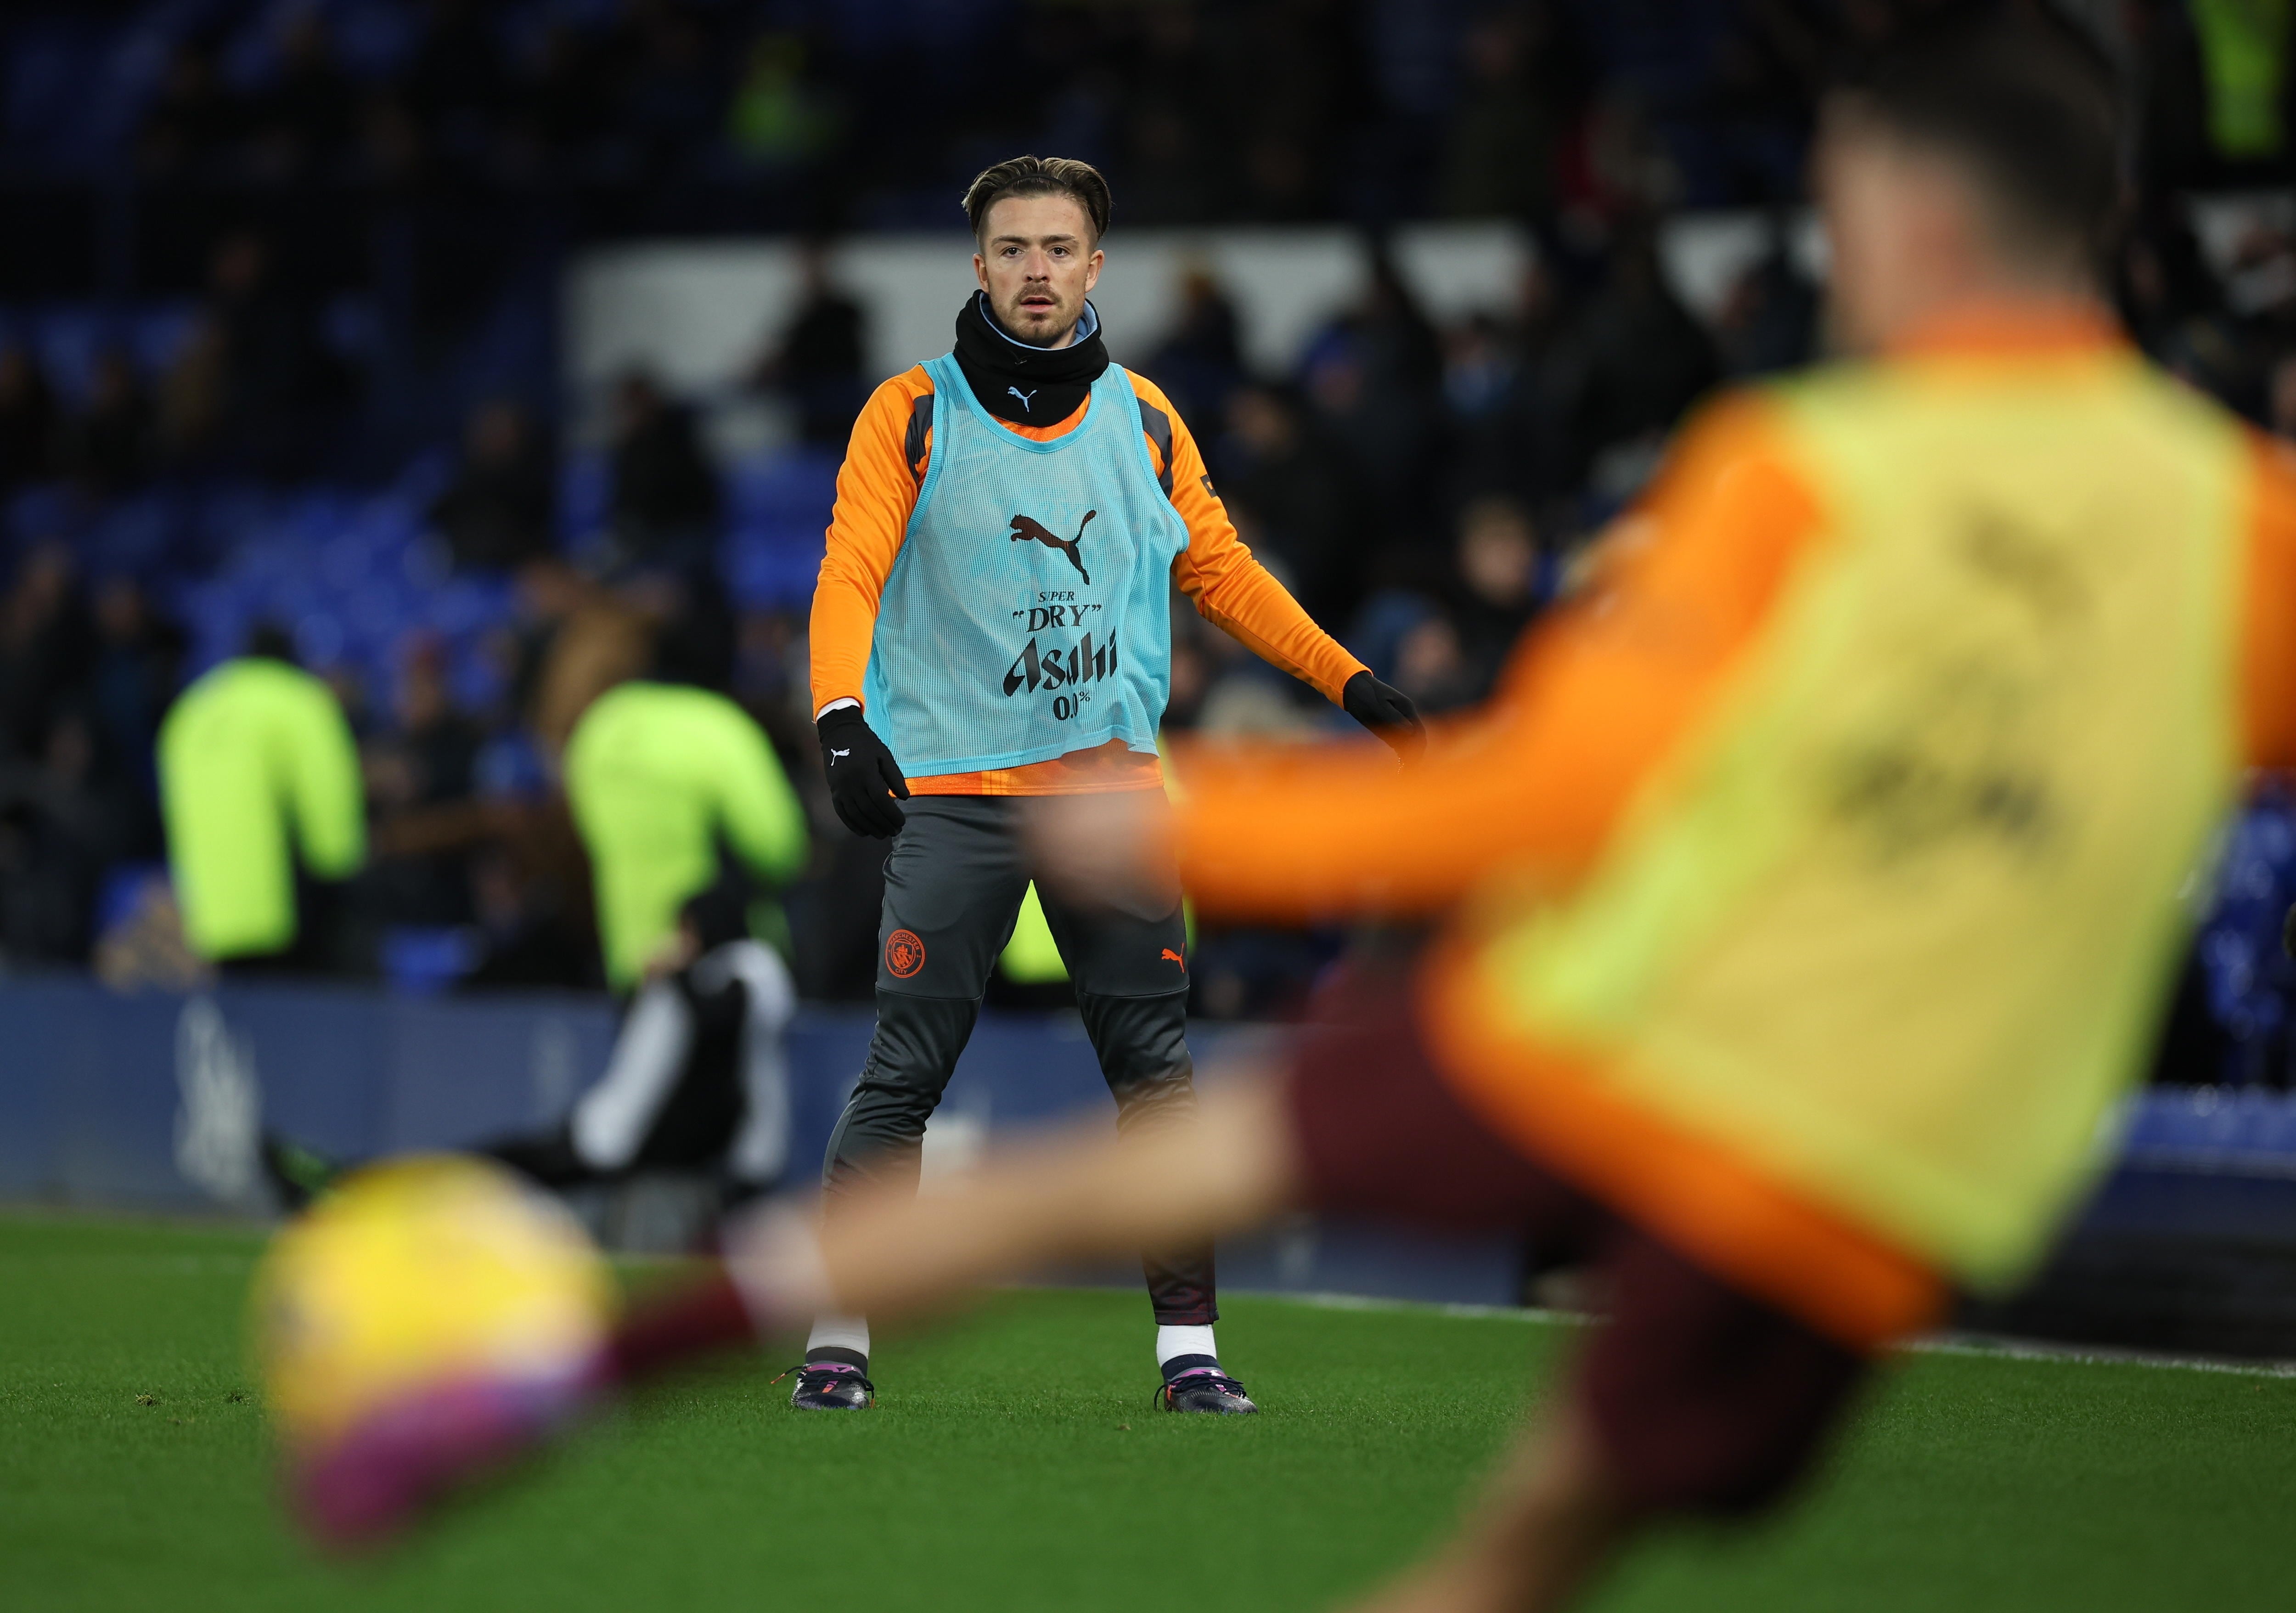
[{"xmin": 951, "ymin": 291, "xmax": 1109, "ymax": 425}]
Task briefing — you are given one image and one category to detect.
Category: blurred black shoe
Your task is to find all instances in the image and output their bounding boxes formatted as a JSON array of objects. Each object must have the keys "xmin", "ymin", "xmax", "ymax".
[
  {"xmin": 1154, "ymin": 1368, "xmax": 1258, "ymax": 1414},
  {"xmin": 260, "ymin": 1131, "xmax": 340, "ymax": 1213},
  {"xmin": 787, "ymin": 1364, "xmax": 875, "ymax": 1410}
]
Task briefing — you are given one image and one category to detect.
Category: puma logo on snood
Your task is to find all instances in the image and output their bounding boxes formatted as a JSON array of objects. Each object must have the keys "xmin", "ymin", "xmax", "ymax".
[{"xmin": 1009, "ymin": 510, "xmax": 1095, "ymax": 585}]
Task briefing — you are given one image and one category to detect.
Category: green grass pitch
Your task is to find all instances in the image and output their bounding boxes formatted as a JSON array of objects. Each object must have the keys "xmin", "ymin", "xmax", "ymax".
[{"xmin": 5, "ymin": 1210, "xmax": 2294, "ymax": 1612}]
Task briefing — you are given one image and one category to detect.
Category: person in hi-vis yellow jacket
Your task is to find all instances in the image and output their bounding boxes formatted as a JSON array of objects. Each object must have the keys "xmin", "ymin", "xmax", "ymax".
[{"xmin": 158, "ymin": 629, "xmax": 365, "ymax": 970}]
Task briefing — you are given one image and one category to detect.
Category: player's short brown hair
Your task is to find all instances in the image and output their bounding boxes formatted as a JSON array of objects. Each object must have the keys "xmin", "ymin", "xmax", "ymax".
[
  {"xmin": 1840, "ymin": 8, "xmax": 2122, "ymax": 260},
  {"xmin": 962, "ymin": 156, "xmax": 1112, "ymax": 244}
]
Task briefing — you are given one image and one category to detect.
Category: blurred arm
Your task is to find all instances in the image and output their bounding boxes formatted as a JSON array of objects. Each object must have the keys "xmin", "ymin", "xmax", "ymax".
[
  {"xmin": 1148, "ymin": 377, "xmax": 1367, "ymax": 703},
  {"xmin": 808, "ymin": 369, "xmax": 933, "ymax": 716},
  {"xmin": 286, "ymin": 678, "xmax": 366, "ymax": 879},
  {"xmin": 1171, "ymin": 397, "xmax": 1827, "ymax": 919}
]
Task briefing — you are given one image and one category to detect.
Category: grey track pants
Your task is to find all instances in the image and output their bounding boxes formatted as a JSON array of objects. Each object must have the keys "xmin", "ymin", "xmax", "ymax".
[{"xmin": 822, "ymin": 795, "xmax": 1216, "ymax": 1324}]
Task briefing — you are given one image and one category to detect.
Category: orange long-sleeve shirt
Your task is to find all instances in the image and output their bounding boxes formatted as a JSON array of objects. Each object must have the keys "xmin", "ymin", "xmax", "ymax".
[{"xmin": 809, "ymin": 363, "xmax": 1367, "ymax": 795}]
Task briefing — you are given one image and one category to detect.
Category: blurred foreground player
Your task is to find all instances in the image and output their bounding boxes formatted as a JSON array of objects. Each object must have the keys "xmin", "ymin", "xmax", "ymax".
[
  {"xmin": 287, "ymin": 14, "xmax": 2296, "ymax": 1604},
  {"xmin": 794, "ymin": 154, "xmax": 1421, "ymax": 1411}
]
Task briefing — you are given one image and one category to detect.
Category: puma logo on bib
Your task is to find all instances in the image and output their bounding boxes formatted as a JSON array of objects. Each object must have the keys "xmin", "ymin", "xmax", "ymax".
[{"xmin": 1009, "ymin": 509, "xmax": 1095, "ymax": 584}]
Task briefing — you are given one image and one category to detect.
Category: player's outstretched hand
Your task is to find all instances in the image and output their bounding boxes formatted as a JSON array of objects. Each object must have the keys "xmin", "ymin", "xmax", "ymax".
[
  {"xmin": 818, "ymin": 707, "xmax": 911, "ymax": 838},
  {"xmin": 1342, "ymin": 671, "xmax": 1426, "ymax": 761}
]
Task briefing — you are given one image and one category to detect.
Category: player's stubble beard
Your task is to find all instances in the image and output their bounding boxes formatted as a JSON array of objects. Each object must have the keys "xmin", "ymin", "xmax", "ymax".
[{"xmin": 990, "ymin": 276, "xmax": 1084, "ymax": 349}]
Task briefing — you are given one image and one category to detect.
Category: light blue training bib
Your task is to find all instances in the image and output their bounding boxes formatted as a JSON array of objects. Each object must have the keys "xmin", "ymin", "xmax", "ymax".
[{"xmin": 862, "ymin": 354, "xmax": 1189, "ymax": 776}]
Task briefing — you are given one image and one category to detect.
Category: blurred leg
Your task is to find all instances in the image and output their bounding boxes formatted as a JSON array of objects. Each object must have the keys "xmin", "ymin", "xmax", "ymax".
[
  {"xmin": 734, "ymin": 1070, "xmax": 1300, "ymax": 1330},
  {"xmin": 1343, "ymin": 1403, "xmax": 1634, "ymax": 1613}
]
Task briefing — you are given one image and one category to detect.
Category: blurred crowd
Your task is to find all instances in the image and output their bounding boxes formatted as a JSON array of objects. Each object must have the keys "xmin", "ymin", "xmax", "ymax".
[{"xmin": 2, "ymin": 0, "xmax": 2295, "ymax": 1057}]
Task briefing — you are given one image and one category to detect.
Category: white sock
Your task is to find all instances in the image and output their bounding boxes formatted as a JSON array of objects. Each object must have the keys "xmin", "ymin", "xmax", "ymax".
[
  {"xmin": 806, "ymin": 1314, "xmax": 872, "ymax": 1361},
  {"xmin": 1156, "ymin": 1324, "xmax": 1218, "ymax": 1371}
]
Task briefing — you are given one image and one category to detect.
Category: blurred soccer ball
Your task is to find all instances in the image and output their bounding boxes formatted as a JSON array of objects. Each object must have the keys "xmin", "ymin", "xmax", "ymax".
[{"xmin": 253, "ymin": 1155, "xmax": 614, "ymax": 1451}]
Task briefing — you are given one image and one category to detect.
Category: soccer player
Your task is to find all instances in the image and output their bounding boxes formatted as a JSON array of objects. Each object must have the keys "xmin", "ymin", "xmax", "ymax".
[
  {"xmin": 297, "ymin": 15, "xmax": 2296, "ymax": 1602},
  {"xmin": 792, "ymin": 155, "xmax": 1423, "ymax": 1411}
]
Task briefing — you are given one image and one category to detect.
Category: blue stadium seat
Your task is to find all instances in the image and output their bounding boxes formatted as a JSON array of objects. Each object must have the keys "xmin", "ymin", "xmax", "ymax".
[{"xmin": 381, "ymin": 925, "xmax": 482, "ymax": 996}]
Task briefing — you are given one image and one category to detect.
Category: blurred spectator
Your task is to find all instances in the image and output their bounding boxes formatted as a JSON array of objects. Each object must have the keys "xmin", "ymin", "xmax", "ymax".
[
  {"xmin": 204, "ymin": 231, "xmax": 346, "ymax": 477},
  {"xmin": 727, "ymin": 31, "xmax": 841, "ymax": 169},
  {"xmin": 512, "ymin": 558, "xmax": 654, "ymax": 756},
  {"xmin": 1450, "ymin": 495, "xmax": 1543, "ymax": 695},
  {"xmin": 624, "ymin": 6, "xmax": 723, "ymax": 182},
  {"xmin": 0, "ymin": 546, "xmax": 89, "ymax": 764},
  {"xmin": 2271, "ymin": 350, "xmax": 2296, "ymax": 442},
  {"xmin": 135, "ymin": 40, "xmax": 236, "ymax": 180},
  {"xmin": 2223, "ymin": 225, "xmax": 2296, "ymax": 386},
  {"xmin": 59, "ymin": 349, "xmax": 156, "ymax": 496},
  {"xmin": 1441, "ymin": 310, "xmax": 1527, "ymax": 502},
  {"xmin": 1233, "ymin": 0, "xmax": 1357, "ymax": 220},
  {"xmin": 607, "ymin": 372, "xmax": 721, "ymax": 569},
  {"xmin": 157, "ymin": 624, "xmax": 366, "ymax": 975},
  {"xmin": 401, "ymin": 0, "xmax": 510, "ymax": 148},
  {"xmin": 2117, "ymin": 205, "xmax": 2226, "ymax": 355},
  {"xmin": 0, "ymin": 706, "xmax": 138, "ymax": 968},
  {"xmin": 1713, "ymin": 234, "xmax": 1820, "ymax": 378},
  {"xmin": 2186, "ymin": 0, "xmax": 2292, "ymax": 172},
  {"xmin": 1123, "ymin": 6, "xmax": 1221, "ymax": 225},
  {"xmin": 368, "ymin": 635, "xmax": 481, "ymax": 814},
  {"xmin": 1219, "ymin": 383, "xmax": 1370, "ymax": 623},
  {"xmin": 1391, "ymin": 606, "xmax": 1476, "ymax": 716},
  {"xmin": 1438, "ymin": 4, "xmax": 1567, "ymax": 219},
  {"xmin": 1556, "ymin": 220, "xmax": 1720, "ymax": 503},
  {"xmin": 431, "ymin": 400, "xmax": 555, "ymax": 572},
  {"xmin": 750, "ymin": 245, "xmax": 868, "ymax": 446},
  {"xmin": 155, "ymin": 315, "xmax": 230, "ymax": 470},
  {"xmin": 360, "ymin": 634, "xmax": 484, "ymax": 930},
  {"xmin": 510, "ymin": 23, "xmax": 614, "ymax": 173},
  {"xmin": 460, "ymin": 836, "xmax": 602, "ymax": 992},
  {"xmin": 1297, "ymin": 250, "xmax": 1446, "ymax": 577},
  {"xmin": 84, "ymin": 577, "xmax": 181, "ymax": 809},
  {"xmin": 1143, "ymin": 265, "xmax": 1246, "ymax": 427},
  {"xmin": 243, "ymin": 10, "xmax": 357, "ymax": 183},
  {"xmin": 0, "ymin": 344, "xmax": 57, "ymax": 491},
  {"xmin": 1125, "ymin": 101, "xmax": 1216, "ymax": 225},
  {"xmin": 93, "ymin": 871, "xmax": 211, "ymax": 993}
]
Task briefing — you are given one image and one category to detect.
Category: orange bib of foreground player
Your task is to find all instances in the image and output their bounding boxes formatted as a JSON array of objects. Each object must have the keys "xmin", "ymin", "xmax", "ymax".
[{"xmin": 885, "ymin": 929, "xmax": 927, "ymax": 978}]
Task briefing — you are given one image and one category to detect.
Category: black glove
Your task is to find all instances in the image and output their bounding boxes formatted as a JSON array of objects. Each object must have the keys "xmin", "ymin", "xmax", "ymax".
[
  {"xmin": 818, "ymin": 706, "xmax": 910, "ymax": 838},
  {"xmin": 1343, "ymin": 670, "xmax": 1426, "ymax": 761}
]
